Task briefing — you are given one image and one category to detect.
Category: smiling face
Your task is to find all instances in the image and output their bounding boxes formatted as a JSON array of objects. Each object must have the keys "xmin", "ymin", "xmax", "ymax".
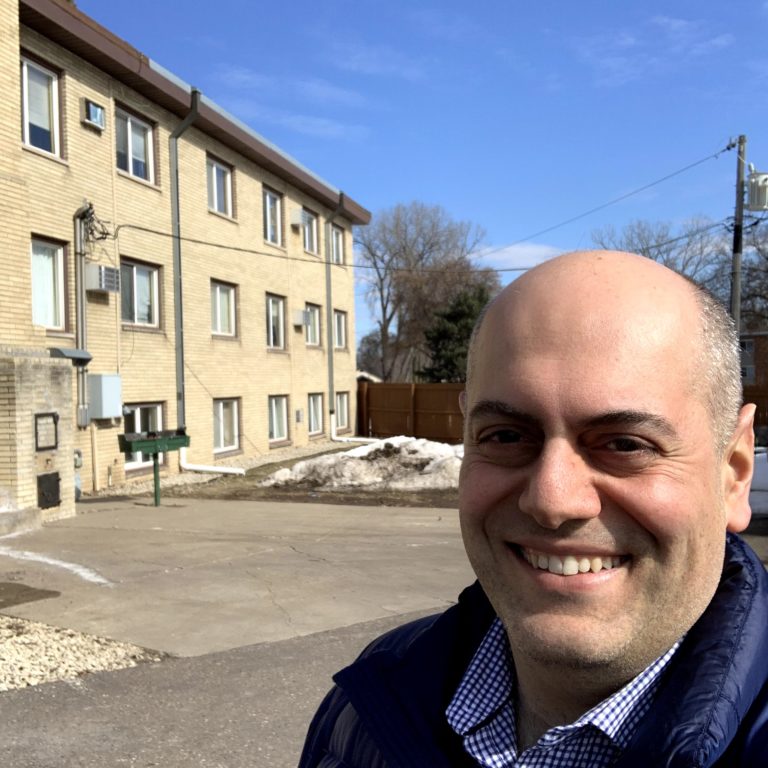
[{"xmin": 460, "ymin": 252, "xmax": 754, "ymax": 681}]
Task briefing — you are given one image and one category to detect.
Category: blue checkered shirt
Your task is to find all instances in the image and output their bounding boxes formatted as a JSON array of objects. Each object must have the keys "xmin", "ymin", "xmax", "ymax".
[{"xmin": 446, "ymin": 618, "xmax": 681, "ymax": 767}]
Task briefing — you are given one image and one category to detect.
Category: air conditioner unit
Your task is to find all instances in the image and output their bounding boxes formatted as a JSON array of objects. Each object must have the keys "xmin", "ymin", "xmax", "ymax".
[
  {"xmin": 289, "ymin": 209, "xmax": 304, "ymax": 229},
  {"xmin": 748, "ymin": 171, "xmax": 768, "ymax": 212},
  {"xmin": 85, "ymin": 264, "xmax": 120, "ymax": 293},
  {"xmin": 292, "ymin": 309, "xmax": 310, "ymax": 327}
]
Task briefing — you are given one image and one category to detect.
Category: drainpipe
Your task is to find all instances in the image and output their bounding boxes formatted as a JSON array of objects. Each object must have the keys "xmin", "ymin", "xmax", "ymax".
[
  {"xmin": 73, "ymin": 202, "xmax": 92, "ymax": 429},
  {"xmin": 169, "ymin": 88, "xmax": 201, "ymax": 432},
  {"xmin": 325, "ymin": 193, "xmax": 376, "ymax": 445}
]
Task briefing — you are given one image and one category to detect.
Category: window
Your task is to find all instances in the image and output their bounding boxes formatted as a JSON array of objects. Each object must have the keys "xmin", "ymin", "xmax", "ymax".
[
  {"xmin": 21, "ymin": 57, "xmax": 60, "ymax": 155},
  {"xmin": 740, "ymin": 339, "xmax": 756, "ymax": 384},
  {"xmin": 264, "ymin": 188, "xmax": 283, "ymax": 245},
  {"xmin": 213, "ymin": 398, "xmax": 239, "ymax": 452},
  {"xmin": 123, "ymin": 403, "xmax": 163, "ymax": 469},
  {"xmin": 121, "ymin": 260, "xmax": 159, "ymax": 326},
  {"xmin": 302, "ymin": 209, "xmax": 318, "ymax": 254},
  {"xmin": 31, "ymin": 239, "xmax": 65, "ymax": 329},
  {"xmin": 305, "ymin": 303, "xmax": 321, "ymax": 346},
  {"xmin": 211, "ymin": 280, "xmax": 236, "ymax": 336},
  {"xmin": 331, "ymin": 225, "xmax": 345, "ymax": 265},
  {"xmin": 266, "ymin": 293, "xmax": 285, "ymax": 348},
  {"xmin": 116, "ymin": 109, "xmax": 154, "ymax": 182},
  {"xmin": 308, "ymin": 393, "xmax": 324, "ymax": 435},
  {"xmin": 207, "ymin": 157, "xmax": 233, "ymax": 216},
  {"xmin": 335, "ymin": 391, "xmax": 349, "ymax": 430},
  {"xmin": 333, "ymin": 310, "xmax": 347, "ymax": 349},
  {"xmin": 268, "ymin": 395, "xmax": 288, "ymax": 442}
]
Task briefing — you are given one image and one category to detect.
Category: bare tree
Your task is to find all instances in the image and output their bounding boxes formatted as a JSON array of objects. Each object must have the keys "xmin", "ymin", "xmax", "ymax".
[
  {"xmin": 356, "ymin": 202, "xmax": 498, "ymax": 381},
  {"xmin": 592, "ymin": 217, "xmax": 732, "ymax": 300}
]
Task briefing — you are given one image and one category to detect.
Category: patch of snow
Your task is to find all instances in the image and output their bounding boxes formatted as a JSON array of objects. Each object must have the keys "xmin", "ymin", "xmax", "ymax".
[{"xmin": 261, "ymin": 437, "xmax": 463, "ymax": 491}]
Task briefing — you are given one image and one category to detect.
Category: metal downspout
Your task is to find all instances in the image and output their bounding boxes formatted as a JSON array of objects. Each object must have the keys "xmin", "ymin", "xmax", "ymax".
[
  {"xmin": 73, "ymin": 202, "xmax": 91, "ymax": 429},
  {"xmin": 169, "ymin": 88, "xmax": 201, "ymax": 431}
]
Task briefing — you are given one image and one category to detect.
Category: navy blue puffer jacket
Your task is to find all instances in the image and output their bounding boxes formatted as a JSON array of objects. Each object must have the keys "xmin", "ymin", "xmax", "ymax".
[{"xmin": 299, "ymin": 534, "xmax": 768, "ymax": 767}]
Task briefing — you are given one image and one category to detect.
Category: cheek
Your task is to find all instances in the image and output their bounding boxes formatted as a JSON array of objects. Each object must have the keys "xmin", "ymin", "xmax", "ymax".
[{"xmin": 459, "ymin": 458, "xmax": 522, "ymax": 519}]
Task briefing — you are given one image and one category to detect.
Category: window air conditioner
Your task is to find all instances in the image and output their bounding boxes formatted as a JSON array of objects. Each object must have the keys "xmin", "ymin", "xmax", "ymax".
[
  {"xmin": 289, "ymin": 209, "xmax": 303, "ymax": 229},
  {"xmin": 292, "ymin": 309, "xmax": 310, "ymax": 327},
  {"xmin": 85, "ymin": 264, "xmax": 120, "ymax": 293}
]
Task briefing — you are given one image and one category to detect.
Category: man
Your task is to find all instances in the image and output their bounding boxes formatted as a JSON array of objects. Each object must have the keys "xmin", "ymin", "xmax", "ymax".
[{"xmin": 299, "ymin": 251, "xmax": 768, "ymax": 767}]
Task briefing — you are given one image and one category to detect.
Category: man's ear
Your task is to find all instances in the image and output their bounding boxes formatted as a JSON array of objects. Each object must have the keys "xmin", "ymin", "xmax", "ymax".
[
  {"xmin": 723, "ymin": 404, "xmax": 756, "ymax": 533},
  {"xmin": 459, "ymin": 390, "xmax": 467, "ymax": 416}
]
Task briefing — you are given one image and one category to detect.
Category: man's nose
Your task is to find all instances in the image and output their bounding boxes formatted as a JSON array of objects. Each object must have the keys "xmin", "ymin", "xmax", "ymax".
[{"xmin": 517, "ymin": 439, "xmax": 601, "ymax": 529}]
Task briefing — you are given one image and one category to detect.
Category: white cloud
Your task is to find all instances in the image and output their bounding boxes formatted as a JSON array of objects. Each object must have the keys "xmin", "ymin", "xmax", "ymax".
[
  {"xmin": 328, "ymin": 41, "xmax": 426, "ymax": 80},
  {"xmin": 476, "ymin": 243, "xmax": 562, "ymax": 281},
  {"xmin": 574, "ymin": 15, "xmax": 734, "ymax": 87},
  {"xmin": 220, "ymin": 97, "xmax": 367, "ymax": 140}
]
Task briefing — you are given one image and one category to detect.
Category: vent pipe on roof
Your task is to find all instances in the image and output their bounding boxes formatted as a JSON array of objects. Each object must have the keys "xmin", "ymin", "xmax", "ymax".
[{"xmin": 169, "ymin": 88, "xmax": 201, "ymax": 431}]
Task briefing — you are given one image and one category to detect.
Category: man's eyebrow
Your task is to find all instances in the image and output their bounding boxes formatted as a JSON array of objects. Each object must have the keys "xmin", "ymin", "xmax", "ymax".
[
  {"xmin": 467, "ymin": 400, "xmax": 541, "ymax": 428},
  {"xmin": 582, "ymin": 410, "xmax": 679, "ymax": 439},
  {"xmin": 466, "ymin": 402, "xmax": 679, "ymax": 439}
]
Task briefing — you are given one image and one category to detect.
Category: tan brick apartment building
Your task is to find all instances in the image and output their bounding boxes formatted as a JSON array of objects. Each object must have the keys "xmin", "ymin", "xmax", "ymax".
[{"xmin": 1, "ymin": 0, "xmax": 370, "ymax": 522}]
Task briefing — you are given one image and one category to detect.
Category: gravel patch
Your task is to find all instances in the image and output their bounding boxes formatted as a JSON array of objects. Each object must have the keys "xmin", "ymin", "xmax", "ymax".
[{"xmin": 0, "ymin": 614, "xmax": 165, "ymax": 691}]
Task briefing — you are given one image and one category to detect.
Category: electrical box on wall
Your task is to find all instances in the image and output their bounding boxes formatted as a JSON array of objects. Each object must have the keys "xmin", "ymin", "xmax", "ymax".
[{"xmin": 89, "ymin": 374, "xmax": 122, "ymax": 419}]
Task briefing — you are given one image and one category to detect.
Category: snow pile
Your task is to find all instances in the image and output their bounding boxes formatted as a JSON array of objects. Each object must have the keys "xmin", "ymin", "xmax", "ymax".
[{"xmin": 262, "ymin": 436, "xmax": 463, "ymax": 491}]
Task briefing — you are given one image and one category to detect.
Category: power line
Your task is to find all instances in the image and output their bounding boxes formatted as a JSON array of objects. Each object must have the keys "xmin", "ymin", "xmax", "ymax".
[{"xmin": 479, "ymin": 141, "xmax": 737, "ymax": 259}]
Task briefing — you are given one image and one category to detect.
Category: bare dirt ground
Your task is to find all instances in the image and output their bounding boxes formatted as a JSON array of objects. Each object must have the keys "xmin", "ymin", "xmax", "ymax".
[{"xmin": 162, "ymin": 448, "xmax": 460, "ymax": 509}]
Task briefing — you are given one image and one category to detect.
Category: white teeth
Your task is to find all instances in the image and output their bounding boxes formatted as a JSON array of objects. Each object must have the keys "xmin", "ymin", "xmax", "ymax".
[{"xmin": 523, "ymin": 548, "xmax": 624, "ymax": 576}]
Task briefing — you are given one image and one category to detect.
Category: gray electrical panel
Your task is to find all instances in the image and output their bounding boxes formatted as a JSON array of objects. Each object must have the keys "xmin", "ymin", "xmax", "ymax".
[{"xmin": 88, "ymin": 374, "xmax": 122, "ymax": 419}]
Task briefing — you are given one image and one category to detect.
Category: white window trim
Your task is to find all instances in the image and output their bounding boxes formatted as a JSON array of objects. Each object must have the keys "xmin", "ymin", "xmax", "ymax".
[
  {"xmin": 264, "ymin": 188, "xmax": 283, "ymax": 246},
  {"xmin": 331, "ymin": 225, "xmax": 345, "ymax": 265},
  {"xmin": 269, "ymin": 395, "xmax": 289, "ymax": 442},
  {"xmin": 308, "ymin": 393, "xmax": 324, "ymax": 435},
  {"xmin": 333, "ymin": 310, "xmax": 347, "ymax": 349},
  {"xmin": 116, "ymin": 108, "xmax": 154, "ymax": 183},
  {"xmin": 124, "ymin": 403, "xmax": 163, "ymax": 470},
  {"xmin": 302, "ymin": 209, "xmax": 319, "ymax": 254},
  {"xmin": 121, "ymin": 260, "xmax": 159, "ymax": 327},
  {"xmin": 31, "ymin": 239, "xmax": 65, "ymax": 330},
  {"xmin": 211, "ymin": 280, "xmax": 236, "ymax": 336},
  {"xmin": 21, "ymin": 57, "xmax": 60, "ymax": 156},
  {"xmin": 213, "ymin": 398, "xmax": 240, "ymax": 453},
  {"xmin": 335, "ymin": 392, "xmax": 350, "ymax": 430},
  {"xmin": 207, "ymin": 157, "xmax": 233, "ymax": 216},
  {"xmin": 266, "ymin": 293, "xmax": 286, "ymax": 349},
  {"xmin": 305, "ymin": 303, "xmax": 321, "ymax": 346}
]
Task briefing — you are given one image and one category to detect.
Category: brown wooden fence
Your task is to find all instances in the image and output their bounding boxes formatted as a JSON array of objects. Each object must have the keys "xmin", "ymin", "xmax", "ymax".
[{"xmin": 357, "ymin": 381, "xmax": 464, "ymax": 443}]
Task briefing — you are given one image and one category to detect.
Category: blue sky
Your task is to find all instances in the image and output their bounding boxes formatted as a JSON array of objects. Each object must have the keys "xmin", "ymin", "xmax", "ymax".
[{"xmin": 77, "ymin": 0, "xmax": 768, "ymax": 341}]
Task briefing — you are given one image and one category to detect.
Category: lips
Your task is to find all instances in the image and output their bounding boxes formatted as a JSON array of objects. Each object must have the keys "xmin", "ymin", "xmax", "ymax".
[{"xmin": 520, "ymin": 547, "xmax": 626, "ymax": 576}]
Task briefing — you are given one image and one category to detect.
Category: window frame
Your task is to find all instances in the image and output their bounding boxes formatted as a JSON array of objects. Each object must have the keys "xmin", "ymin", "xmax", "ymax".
[
  {"xmin": 121, "ymin": 259, "xmax": 160, "ymax": 327},
  {"xmin": 211, "ymin": 279, "xmax": 237, "ymax": 336},
  {"xmin": 268, "ymin": 395, "xmax": 289, "ymax": 442},
  {"xmin": 115, "ymin": 107, "xmax": 155, "ymax": 183},
  {"xmin": 30, "ymin": 238, "xmax": 66, "ymax": 331},
  {"xmin": 263, "ymin": 187, "xmax": 283, "ymax": 246},
  {"xmin": 302, "ymin": 208, "xmax": 319, "ymax": 254},
  {"xmin": 331, "ymin": 224, "xmax": 345, "ymax": 265},
  {"xmin": 21, "ymin": 56, "xmax": 61, "ymax": 157},
  {"xmin": 305, "ymin": 303, "xmax": 321, "ymax": 346},
  {"xmin": 123, "ymin": 402, "xmax": 164, "ymax": 469},
  {"xmin": 207, "ymin": 156, "xmax": 233, "ymax": 216},
  {"xmin": 266, "ymin": 293, "xmax": 286, "ymax": 349},
  {"xmin": 213, "ymin": 398, "xmax": 240, "ymax": 453},
  {"xmin": 335, "ymin": 391, "xmax": 350, "ymax": 431},
  {"xmin": 333, "ymin": 309, "xmax": 347, "ymax": 349},
  {"xmin": 308, "ymin": 393, "xmax": 324, "ymax": 436}
]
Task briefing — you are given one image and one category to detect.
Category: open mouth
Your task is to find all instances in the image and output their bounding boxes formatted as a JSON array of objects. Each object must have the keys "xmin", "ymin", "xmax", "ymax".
[{"xmin": 518, "ymin": 546, "xmax": 628, "ymax": 576}]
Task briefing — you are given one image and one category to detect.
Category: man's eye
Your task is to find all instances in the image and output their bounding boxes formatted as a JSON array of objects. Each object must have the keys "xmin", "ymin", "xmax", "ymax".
[
  {"xmin": 604, "ymin": 437, "xmax": 654, "ymax": 454},
  {"xmin": 479, "ymin": 429, "xmax": 524, "ymax": 444}
]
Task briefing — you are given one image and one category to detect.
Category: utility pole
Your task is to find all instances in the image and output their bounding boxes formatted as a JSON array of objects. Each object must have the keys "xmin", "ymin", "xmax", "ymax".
[{"xmin": 730, "ymin": 134, "xmax": 747, "ymax": 333}]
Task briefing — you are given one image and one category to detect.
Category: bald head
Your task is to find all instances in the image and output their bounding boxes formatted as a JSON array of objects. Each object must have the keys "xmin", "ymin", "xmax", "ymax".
[{"xmin": 467, "ymin": 250, "xmax": 742, "ymax": 451}]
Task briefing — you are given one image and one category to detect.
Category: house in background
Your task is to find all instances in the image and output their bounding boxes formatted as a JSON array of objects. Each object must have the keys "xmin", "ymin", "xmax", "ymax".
[
  {"xmin": 741, "ymin": 333, "xmax": 768, "ymax": 443},
  {"xmin": 1, "ymin": 0, "xmax": 370, "ymax": 523}
]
